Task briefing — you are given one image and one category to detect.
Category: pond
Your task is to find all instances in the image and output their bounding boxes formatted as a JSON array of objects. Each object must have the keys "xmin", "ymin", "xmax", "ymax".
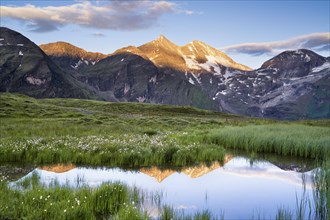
[{"xmin": 7, "ymin": 154, "xmax": 318, "ymax": 219}]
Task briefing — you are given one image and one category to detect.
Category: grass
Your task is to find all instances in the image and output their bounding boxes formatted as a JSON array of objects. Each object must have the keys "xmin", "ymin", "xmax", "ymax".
[
  {"xmin": 0, "ymin": 173, "xmax": 147, "ymax": 220},
  {"xmin": 204, "ymin": 124, "xmax": 330, "ymax": 159},
  {"xmin": 160, "ymin": 206, "xmax": 218, "ymax": 220},
  {"xmin": 0, "ymin": 134, "xmax": 226, "ymax": 167},
  {"xmin": 0, "ymin": 172, "xmax": 219, "ymax": 220},
  {"xmin": 1, "ymin": 92, "xmax": 329, "ymax": 167},
  {"xmin": 0, "ymin": 92, "xmax": 329, "ymax": 219},
  {"xmin": 0, "ymin": 92, "xmax": 246, "ymax": 167}
]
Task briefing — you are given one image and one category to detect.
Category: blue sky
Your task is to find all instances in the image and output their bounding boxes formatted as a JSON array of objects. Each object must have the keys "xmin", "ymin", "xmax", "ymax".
[{"xmin": 1, "ymin": 0, "xmax": 329, "ymax": 68}]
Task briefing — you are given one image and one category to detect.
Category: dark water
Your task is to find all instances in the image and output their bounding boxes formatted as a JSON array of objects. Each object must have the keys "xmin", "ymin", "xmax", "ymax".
[{"xmin": 6, "ymin": 155, "xmax": 318, "ymax": 219}]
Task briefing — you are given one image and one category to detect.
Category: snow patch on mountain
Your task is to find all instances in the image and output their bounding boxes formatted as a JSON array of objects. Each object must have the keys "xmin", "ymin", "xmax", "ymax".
[
  {"xmin": 137, "ymin": 96, "xmax": 146, "ymax": 103},
  {"xmin": 304, "ymin": 55, "xmax": 311, "ymax": 62},
  {"xmin": 182, "ymin": 54, "xmax": 226, "ymax": 76},
  {"xmin": 124, "ymin": 84, "xmax": 130, "ymax": 95},
  {"xmin": 26, "ymin": 76, "xmax": 46, "ymax": 86},
  {"xmin": 183, "ymin": 55, "xmax": 201, "ymax": 70},
  {"xmin": 260, "ymin": 71, "xmax": 328, "ymax": 109},
  {"xmin": 71, "ymin": 60, "xmax": 83, "ymax": 69},
  {"xmin": 149, "ymin": 75, "xmax": 157, "ymax": 83},
  {"xmin": 312, "ymin": 62, "xmax": 330, "ymax": 72},
  {"xmin": 188, "ymin": 78, "xmax": 195, "ymax": 85},
  {"xmin": 198, "ymin": 56, "xmax": 221, "ymax": 75},
  {"xmin": 191, "ymin": 73, "xmax": 202, "ymax": 84}
]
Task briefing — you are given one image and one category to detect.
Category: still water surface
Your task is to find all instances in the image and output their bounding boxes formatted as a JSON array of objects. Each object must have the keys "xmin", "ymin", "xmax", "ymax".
[{"xmin": 15, "ymin": 156, "xmax": 316, "ymax": 218}]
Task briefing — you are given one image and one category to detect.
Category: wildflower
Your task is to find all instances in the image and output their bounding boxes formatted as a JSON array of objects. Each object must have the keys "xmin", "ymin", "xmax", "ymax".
[
  {"xmin": 64, "ymin": 209, "xmax": 67, "ymax": 213},
  {"xmin": 40, "ymin": 196, "xmax": 43, "ymax": 200}
]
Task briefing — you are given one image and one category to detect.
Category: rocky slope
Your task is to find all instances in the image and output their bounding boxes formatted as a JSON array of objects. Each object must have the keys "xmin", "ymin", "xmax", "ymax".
[
  {"xmin": 210, "ymin": 49, "xmax": 330, "ymax": 119},
  {"xmin": 0, "ymin": 27, "xmax": 99, "ymax": 99},
  {"xmin": 80, "ymin": 51, "xmax": 215, "ymax": 109}
]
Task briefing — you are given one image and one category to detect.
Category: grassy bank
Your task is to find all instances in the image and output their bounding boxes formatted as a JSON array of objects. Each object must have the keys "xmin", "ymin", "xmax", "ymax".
[{"xmin": 0, "ymin": 134, "xmax": 225, "ymax": 167}]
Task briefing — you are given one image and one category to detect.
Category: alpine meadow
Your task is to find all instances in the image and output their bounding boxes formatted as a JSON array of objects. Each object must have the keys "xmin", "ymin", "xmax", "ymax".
[{"xmin": 0, "ymin": 0, "xmax": 329, "ymax": 219}]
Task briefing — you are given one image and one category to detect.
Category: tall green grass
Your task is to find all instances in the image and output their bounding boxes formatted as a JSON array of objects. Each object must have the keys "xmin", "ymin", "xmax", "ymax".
[
  {"xmin": 0, "ymin": 173, "xmax": 147, "ymax": 220},
  {"xmin": 160, "ymin": 205, "xmax": 218, "ymax": 220},
  {"xmin": 0, "ymin": 174, "xmax": 220, "ymax": 220},
  {"xmin": 273, "ymin": 160, "xmax": 329, "ymax": 220},
  {"xmin": 205, "ymin": 124, "xmax": 330, "ymax": 159}
]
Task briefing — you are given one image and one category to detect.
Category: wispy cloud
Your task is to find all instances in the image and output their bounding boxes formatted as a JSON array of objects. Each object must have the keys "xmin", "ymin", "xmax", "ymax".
[
  {"xmin": 223, "ymin": 33, "xmax": 330, "ymax": 56},
  {"xmin": 92, "ymin": 32, "xmax": 106, "ymax": 37},
  {"xmin": 0, "ymin": 0, "xmax": 198, "ymax": 32}
]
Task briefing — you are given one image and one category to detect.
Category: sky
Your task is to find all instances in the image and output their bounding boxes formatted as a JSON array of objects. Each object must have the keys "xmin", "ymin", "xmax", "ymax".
[{"xmin": 1, "ymin": 0, "xmax": 329, "ymax": 69}]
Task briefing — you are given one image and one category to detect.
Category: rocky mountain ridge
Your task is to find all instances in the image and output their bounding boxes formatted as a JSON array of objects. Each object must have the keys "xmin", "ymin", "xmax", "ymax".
[
  {"xmin": 114, "ymin": 35, "xmax": 252, "ymax": 73},
  {"xmin": 40, "ymin": 41, "xmax": 107, "ymax": 61},
  {"xmin": 1, "ymin": 27, "xmax": 329, "ymax": 120},
  {"xmin": 39, "ymin": 42, "xmax": 108, "ymax": 75}
]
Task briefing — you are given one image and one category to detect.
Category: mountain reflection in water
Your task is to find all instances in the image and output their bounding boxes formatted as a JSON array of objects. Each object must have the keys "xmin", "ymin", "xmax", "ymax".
[
  {"xmin": 39, "ymin": 164, "xmax": 76, "ymax": 173},
  {"xmin": 14, "ymin": 156, "xmax": 316, "ymax": 218},
  {"xmin": 140, "ymin": 155, "xmax": 233, "ymax": 182},
  {"xmin": 24, "ymin": 155, "xmax": 315, "ymax": 188}
]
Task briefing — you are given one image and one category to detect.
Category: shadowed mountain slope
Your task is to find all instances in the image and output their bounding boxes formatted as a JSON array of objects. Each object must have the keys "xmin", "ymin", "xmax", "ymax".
[{"xmin": 0, "ymin": 27, "xmax": 99, "ymax": 99}]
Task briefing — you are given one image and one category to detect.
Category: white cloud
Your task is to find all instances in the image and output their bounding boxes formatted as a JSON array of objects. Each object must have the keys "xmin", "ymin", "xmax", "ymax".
[
  {"xmin": 223, "ymin": 33, "xmax": 330, "ymax": 56},
  {"xmin": 0, "ymin": 0, "xmax": 198, "ymax": 32}
]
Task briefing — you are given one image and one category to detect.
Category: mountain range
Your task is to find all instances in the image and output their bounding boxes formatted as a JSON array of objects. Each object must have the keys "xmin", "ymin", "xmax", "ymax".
[{"xmin": 1, "ymin": 27, "xmax": 329, "ymax": 119}]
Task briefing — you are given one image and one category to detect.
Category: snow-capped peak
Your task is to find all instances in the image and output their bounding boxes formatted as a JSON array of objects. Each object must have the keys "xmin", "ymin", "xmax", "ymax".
[
  {"xmin": 181, "ymin": 41, "xmax": 252, "ymax": 72},
  {"xmin": 116, "ymin": 36, "xmax": 252, "ymax": 72}
]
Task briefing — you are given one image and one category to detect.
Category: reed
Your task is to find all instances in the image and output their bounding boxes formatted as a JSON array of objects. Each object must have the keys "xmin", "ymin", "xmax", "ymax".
[
  {"xmin": 0, "ymin": 173, "xmax": 148, "ymax": 220},
  {"xmin": 205, "ymin": 124, "xmax": 330, "ymax": 159}
]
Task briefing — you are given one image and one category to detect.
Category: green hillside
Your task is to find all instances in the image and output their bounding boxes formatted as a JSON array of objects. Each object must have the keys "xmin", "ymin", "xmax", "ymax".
[{"xmin": 1, "ymin": 93, "xmax": 329, "ymax": 167}]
